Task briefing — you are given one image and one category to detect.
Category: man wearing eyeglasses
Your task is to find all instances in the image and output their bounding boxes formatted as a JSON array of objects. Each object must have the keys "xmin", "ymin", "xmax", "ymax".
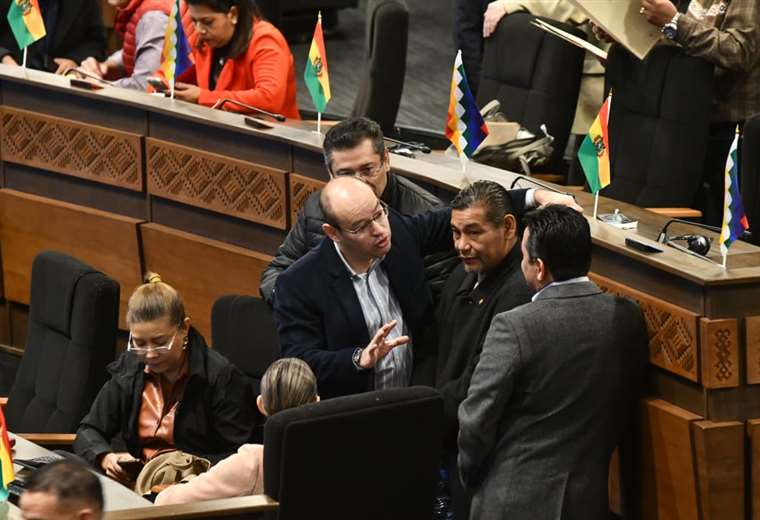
[{"xmin": 259, "ymin": 117, "xmax": 580, "ymax": 307}]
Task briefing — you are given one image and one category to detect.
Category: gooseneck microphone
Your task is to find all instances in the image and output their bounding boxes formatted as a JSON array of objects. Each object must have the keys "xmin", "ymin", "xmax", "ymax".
[{"xmin": 211, "ymin": 98, "xmax": 287, "ymax": 122}]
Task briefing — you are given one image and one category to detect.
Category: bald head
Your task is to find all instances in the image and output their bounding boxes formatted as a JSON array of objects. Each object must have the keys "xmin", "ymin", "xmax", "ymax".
[{"xmin": 320, "ymin": 176, "xmax": 377, "ymax": 228}]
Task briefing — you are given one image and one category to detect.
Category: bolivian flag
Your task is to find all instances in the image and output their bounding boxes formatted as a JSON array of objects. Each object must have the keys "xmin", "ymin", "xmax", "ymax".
[
  {"xmin": 578, "ymin": 93, "xmax": 612, "ymax": 194},
  {"xmin": 7, "ymin": 0, "xmax": 46, "ymax": 50},
  {"xmin": 304, "ymin": 12, "xmax": 331, "ymax": 113},
  {"xmin": 0, "ymin": 406, "xmax": 14, "ymax": 501}
]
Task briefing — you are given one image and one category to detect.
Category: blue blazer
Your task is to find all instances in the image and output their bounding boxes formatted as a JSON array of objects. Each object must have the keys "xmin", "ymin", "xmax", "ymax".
[{"xmin": 272, "ymin": 191, "xmax": 526, "ymax": 399}]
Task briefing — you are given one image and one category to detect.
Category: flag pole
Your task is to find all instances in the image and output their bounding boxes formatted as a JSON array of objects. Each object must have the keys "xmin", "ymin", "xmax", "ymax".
[
  {"xmin": 170, "ymin": 77, "xmax": 175, "ymax": 100},
  {"xmin": 21, "ymin": 47, "xmax": 27, "ymax": 69},
  {"xmin": 317, "ymin": 111, "xmax": 322, "ymax": 135},
  {"xmin": 722, "ymin": 252, "xmax": 727, "ymax": 269},
  {"xmin": 593, "ymin": 192, "xmax": 600, "ymax": 219}
]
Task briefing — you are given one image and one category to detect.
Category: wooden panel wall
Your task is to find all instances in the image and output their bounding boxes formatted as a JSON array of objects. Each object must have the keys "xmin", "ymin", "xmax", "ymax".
[
  {"xmin": 700, "ymin": 318, "xmax": 740, "ymax": 389},
  {"xmin": 692, "ymin": 420, "xmax": 744, "ymax": 520},
  {"xmin": 746, "ymin": 316, "xmax": 760, "ymax": 384},
  {"xmin": 590, "ymin": 273, "xmax": 701, "ymax": 382},
  {"xmin": 641, "ymin": 398, "xmax": 702, "ymax": 520},
  {"xmin": 0, "ymin": 107, "xmax": 143, "ymax": 191},
  {"xmin": 0, "ymin": 189, "xmax": 144, "ymax": 330},
  {"xmin": 289, "ymin": 173, "xmax": 325, "ymax": 223},
  {"xmin": 140, "ymin": 224, "xmax": 273, "ymax": 340}
]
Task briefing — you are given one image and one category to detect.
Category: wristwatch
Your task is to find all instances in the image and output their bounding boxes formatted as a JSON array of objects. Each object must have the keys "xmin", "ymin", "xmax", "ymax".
[
  {"xmin": 352, "ymin": 347, "xmax": 364, "ymax": 370},
  {"xmin": 662, "ymin": 12, "xmax": 681, "ymax": 40}
]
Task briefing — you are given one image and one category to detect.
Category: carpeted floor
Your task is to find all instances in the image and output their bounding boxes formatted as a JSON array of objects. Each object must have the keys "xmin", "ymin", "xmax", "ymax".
[{"xmin": 289, "ymin": 1, "xmax": 455, "ymax": 134}]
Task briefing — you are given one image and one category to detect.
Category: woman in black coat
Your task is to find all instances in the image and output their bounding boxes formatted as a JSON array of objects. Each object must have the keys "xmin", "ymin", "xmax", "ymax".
[{"xmin": 74, "ymin": 273, "xmax": 256, "ymax": 485}]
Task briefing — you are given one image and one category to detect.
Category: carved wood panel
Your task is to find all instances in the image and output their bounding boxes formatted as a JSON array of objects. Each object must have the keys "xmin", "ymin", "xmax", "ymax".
[
  {"xmin": 0, "ymin": 107, "xmax": 143, "ymax": 191},
  {"xmin": 589, "ymin": 273, "xmax": 700, "ymax": 382},
  {"xmin": 692, "ymin": 420, "xmax": 745, "ymax": 520},
  {"xmin": 289, "ymin": 173, "xmax": 325, "ymax": 226},
  {"xmin": 146, "ymin": 138, "xmax": 287, "ymax": 230},
  {"xmin": 700, "ymin": 318, "xmax": 739, "ymax": 389},
  {"xmin": 746, "ymin": 316, "xmax": 760, "ymax": 384}
]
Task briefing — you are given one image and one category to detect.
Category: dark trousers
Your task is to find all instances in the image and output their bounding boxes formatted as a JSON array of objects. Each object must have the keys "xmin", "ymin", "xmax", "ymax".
[
  {"xmin": 698, "ymin": 121, "xmax": 743, "ymax": 226},
  {"xmin": 447, "ymin": 451, "xmax": 472, "ymax": 520},
  {"xmin": 453, "ymin": 0, "xmax": 489, "ymax": 97}
]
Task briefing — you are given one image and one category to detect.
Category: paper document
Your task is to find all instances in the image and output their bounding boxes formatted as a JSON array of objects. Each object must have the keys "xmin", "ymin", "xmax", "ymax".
[
  {"xmin": 530, "ymin": 19, "xmax": 608, "ymax": 60},
  {"xmin": 567, "ymin": 0, "xmax": 661, "ymax": 60}
]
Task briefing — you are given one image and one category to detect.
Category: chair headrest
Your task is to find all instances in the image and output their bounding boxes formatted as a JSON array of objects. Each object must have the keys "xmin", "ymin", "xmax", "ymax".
[{"xmin": 29, "ymin": 251, "xmax": 100, "ymax": 336}]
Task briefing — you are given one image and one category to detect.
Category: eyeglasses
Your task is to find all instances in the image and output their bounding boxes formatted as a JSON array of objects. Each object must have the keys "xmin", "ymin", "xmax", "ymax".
[
  {"xmin": 127, "ymin": 330, "xmax": 178, "ymax": 355},
  {"xmin": 339, "ymin": 201, "xmax": 389, "ymax": 235},
  {"xmin": 333, "ymin": 160, "xmax": 385, "ymax": 180}
]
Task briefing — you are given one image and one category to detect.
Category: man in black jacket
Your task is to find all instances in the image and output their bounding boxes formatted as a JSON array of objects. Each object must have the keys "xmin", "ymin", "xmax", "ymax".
[
  {"xmin": 0, "ymin": 0, "xmax": 105, "ymax": 74},
  {"xmin": 435, "ymin": 180, "xmax": 534, "ymax": 519},
  {"xmin": 259, "ymin": 117, "xmax": 457, "ymax": 305}
]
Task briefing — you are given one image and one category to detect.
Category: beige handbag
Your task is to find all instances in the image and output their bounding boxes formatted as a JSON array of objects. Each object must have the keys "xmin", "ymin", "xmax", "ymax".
[{"xmin": 134, "ymin": 450, "xmax": 211, "ymax": 496}]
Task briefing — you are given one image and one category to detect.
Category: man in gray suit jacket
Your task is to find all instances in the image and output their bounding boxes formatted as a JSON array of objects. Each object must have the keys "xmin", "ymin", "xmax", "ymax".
[{"xmin": 458, "ymin": 204, "xmax": 648, "ymax": 520}]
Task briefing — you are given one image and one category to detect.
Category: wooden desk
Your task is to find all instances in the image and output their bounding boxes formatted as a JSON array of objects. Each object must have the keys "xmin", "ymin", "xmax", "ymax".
[
  {"xmin": 9, "ymin": 435, "xmax": 151, "ymax": 511},
  {"xmin": 2, "ymin": 66, "xmax": 760, "ymax": 519}
]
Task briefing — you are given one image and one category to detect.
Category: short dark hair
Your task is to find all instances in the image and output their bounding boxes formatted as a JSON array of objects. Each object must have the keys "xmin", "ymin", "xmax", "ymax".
[
  {"xmin": 450, "ymin": 180, "xmax": 515, "ymax": 227},
  {"xmin": 24, "ymin": 459, "xmax": 103, "ymax": 514},
  {"xmin": 522, "ymin": 205, "xmax": 591, "ymax": 281},
  {"xmin": 186, "ymin": 0, "xmax": 262, "ymax": 59},
  {"xmin": 322, "ymin": 117, "xmax": 385, "ymax": 173}
]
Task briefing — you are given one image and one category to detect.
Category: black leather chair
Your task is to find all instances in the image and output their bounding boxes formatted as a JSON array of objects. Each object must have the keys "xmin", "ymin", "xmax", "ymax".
[
  {"xmin": 4, "ymin": 251, "xmax": 119, "ymax": 436},
  {"xmin": 602, "ymin": 44, "xmax": 714, "ymax": 207},
  {"xmin": 350, "ymin": 0, "xmax": 409, "ymax": 135},
  {"xmin": 263, "ymin": 387, "xmax": 443, "ymax": 520},
  {"xmin": 741, "ymin": 115, "xmax": 759, "ymax": 245},
  {"xmin": 477, "ymin": 12, "xmax": 586, "ymax": 171},
  {"xmin": 211, "ymin": 295, "xmax": 280, "ymax": 397}
]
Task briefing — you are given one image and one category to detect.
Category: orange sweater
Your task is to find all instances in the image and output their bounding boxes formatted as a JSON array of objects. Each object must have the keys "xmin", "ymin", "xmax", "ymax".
[{"xmin": 178, "ymin": 20, "xmax": 300, "ymax": 119}]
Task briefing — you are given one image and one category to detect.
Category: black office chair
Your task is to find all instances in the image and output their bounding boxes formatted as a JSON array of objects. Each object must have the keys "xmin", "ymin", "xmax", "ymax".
[
  {"xmin": 741, "ymin": 115, "xmax": 759, "ymax": 245},
  {"xmin": 263, "ymin": 386, "xmax": 444, "ymax": 520},
  {"xmin": 602, "ymin": 44, "xmax": 714, "ymax": 207},
  {"xmin": 477, "ymin": 12, "xmax": 586, "ymax": 171},
  {"xmin": 211, "ymin": 295, "xmax": 280, "ymax": 396},
  {"xmin": 4, "ymin": 251, "xmax": 119, "ymax": 437},
  {"xmin": 349, "ymin": 0, "xmax": 409, "ymax": 135}
]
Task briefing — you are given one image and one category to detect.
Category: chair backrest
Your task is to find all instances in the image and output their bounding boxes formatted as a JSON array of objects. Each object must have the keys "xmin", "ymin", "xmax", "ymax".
[
  {"xmin": 5, "ymin": 251, "xmax": 119, "ymax": 433},
  {"xmin": 741, "ymin": 115, "xmax": 760, "ymax": 246},
  {"xmin": 478, "ymin": 12, "xmax": 585, "ymax": 170},
  {"xmin": 602, "ymin": 44, "xmax": 714, "ymax": 207},
  {"xmin": 350, "ymin": 0, "xmax": 409, "ymax": 135},
  {"xmin": 211, "ymin": 295, "xmax": 279, "ymax": 395},
  {"xmin": 263, "ymin": 386, "xmax": 443, "ymax": 520}
]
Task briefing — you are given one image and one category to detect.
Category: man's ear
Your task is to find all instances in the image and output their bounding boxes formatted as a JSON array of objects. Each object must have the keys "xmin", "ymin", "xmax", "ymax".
[
  {"xmin": 77, "ymin": 508, "xmax": 98, "ymax": 520},
  {"xmin": 536, "ymin": 258, "xmax": 547, "ymax": 283},
  {"xmin": 322, "ymin": 222, "xmax": 340, "ymax": 242},
  {"xmin": 503, "ymin": 214, "xmax": 518, "ymax": 239}
]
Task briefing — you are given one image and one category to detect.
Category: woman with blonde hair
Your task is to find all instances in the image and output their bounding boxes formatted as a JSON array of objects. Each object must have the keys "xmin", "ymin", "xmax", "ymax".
[
  {"xmin": 154, "ymin": 357, "xmax": 319, "ymax": 505},
  {"xmin": 74, "ymin": 273, "xmax": 256, "ymax": 485}
]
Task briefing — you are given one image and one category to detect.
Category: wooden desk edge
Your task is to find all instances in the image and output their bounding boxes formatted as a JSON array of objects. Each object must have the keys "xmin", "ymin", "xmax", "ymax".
[{"xmin": 104, "ymin": 495, "xmax": 279, "ymax": 519}]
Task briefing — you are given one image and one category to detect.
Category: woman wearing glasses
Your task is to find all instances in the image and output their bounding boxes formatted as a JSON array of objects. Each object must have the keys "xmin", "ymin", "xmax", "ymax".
[
  {"xmin": 74, "ymin": 273, "xmax": 256, "ymax": 485},
  {"xmin": 170, "ymin": 0, "xmax": 300, "ymax": 119}
]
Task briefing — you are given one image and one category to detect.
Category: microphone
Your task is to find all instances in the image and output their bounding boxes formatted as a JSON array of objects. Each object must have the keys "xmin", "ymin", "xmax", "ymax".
[
  {"xmin": 509, "ymin": 175, "xmax": 577, "ymax": 200},
  {"xmin": 383, "ymin": 136, "xmax": 431, "ymax": 154},
  {"xmin": 64, "ymin": 67, "xmax": 113, "ymax": 86},
  {"xmin": 211, "ymin": 98, "xmax": 286, "ymax": 121},
  {"xmin": 655, "ymin": 218, "xmax": 752, "ymax": 261}
]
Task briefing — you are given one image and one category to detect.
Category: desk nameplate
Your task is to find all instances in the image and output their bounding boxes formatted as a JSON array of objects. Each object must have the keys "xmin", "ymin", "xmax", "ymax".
[
  {"xmin": 146, "ymin": 138, "xmax": 287, "ymax": 230},
  {"xmin": 0, "ymin": 107, "xmax": 143, "ymax": 191}
]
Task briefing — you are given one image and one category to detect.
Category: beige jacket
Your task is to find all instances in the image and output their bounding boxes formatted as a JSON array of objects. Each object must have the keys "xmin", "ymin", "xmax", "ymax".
[{"xmin": 154, "ymin": 444, "xmax": 264, "ymax": 505}]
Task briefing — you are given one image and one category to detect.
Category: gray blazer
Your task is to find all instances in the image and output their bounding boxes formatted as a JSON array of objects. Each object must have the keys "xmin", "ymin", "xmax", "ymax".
[{"xmin": 458, "ymin": 280, "xmax": 647, "ymax": 520}]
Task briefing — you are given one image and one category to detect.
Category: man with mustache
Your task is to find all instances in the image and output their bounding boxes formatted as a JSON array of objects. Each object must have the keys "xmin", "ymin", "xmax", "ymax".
[
  {"xmin": 434, "ymin": 180, "xmax": 534, "ymax": 519},
  {"xmin": 272, "ymin": 176, "xmax": 536, "ymax": 399}
]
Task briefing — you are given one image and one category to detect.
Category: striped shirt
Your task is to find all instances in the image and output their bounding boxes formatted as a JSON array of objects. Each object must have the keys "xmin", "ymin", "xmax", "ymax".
[{"xmin": 334, "ymin": 243, "xmax": 412, "ymax": 390}]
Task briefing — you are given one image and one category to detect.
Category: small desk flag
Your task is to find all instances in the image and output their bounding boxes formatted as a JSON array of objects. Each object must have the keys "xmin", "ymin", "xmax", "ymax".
[
  {"xmin": 160, "ymin": 0, "xmax": 192, "ymax": 88},
  {"xmin": 445, "ymin": 49, "xmax": 488, "ymax": 163},
  {"xmin": 578, "ymin": 91, "xmax": 612, "ymax": 194},
  {"xmin": 719, "ymin": 127, "xmax": 750, "ymax": 262},
  {"xmin": 7, "ymin": 0, "xmax": 46, "ymax": 50},
  {"xmin": 0, "ymin": 406, "xmax": 14, "ymax": 502},
  {"xmin": 304, "ymin": 12, "xmax": 331, "ymax": 114}
]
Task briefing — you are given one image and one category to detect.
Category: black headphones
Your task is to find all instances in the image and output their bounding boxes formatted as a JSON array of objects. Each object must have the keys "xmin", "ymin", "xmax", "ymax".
[{"xmin": 657, "ymin": 219, "xmax": 720, "ymax": 257}]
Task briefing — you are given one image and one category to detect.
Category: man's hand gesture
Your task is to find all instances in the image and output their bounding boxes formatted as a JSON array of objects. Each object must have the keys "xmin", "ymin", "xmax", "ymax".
[{"xmin": 359, "ymin": 320, "xmax": 410, "ymax": 369}]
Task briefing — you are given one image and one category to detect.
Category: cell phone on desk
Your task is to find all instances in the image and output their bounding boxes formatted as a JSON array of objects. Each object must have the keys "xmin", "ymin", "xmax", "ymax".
[
  {"xmin": 147, "ymin": 77, "xmax": 168, "ymax": 93},
  {"xmin": 118, "ymin": 458, "xmax": 145, "ymax": 481}
]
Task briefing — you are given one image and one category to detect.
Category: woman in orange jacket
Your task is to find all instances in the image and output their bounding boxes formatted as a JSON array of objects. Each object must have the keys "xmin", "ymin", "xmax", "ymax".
[{"xmin": 173, "ymin": 0, "xmax": 300, "ymax": 119}]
